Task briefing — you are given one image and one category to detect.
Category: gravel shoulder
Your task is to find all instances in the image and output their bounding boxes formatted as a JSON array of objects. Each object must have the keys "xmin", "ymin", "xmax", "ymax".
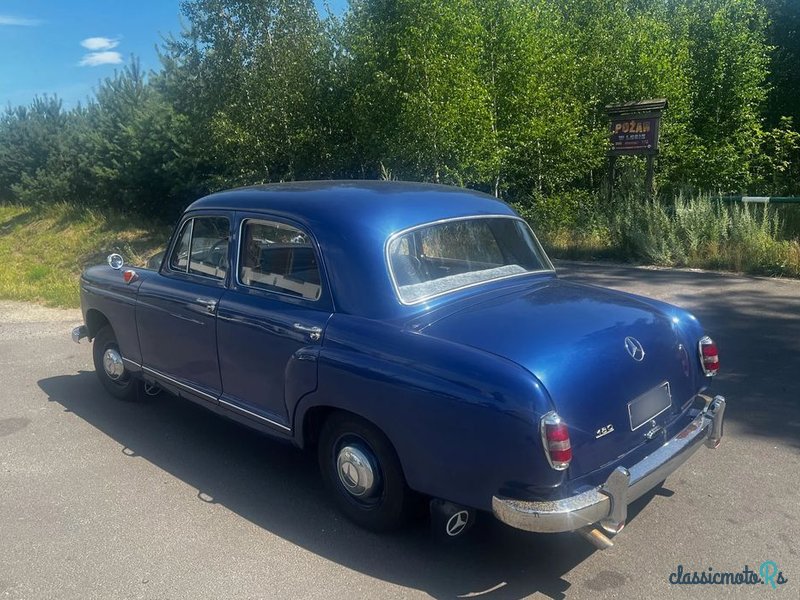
[
  {"xmin": 0, "ymin": 300, "xmax": 80, "ymax": 323},
  {"xmin": 0, "ymin": 301, "xmax": 81, "ymax": 342}
]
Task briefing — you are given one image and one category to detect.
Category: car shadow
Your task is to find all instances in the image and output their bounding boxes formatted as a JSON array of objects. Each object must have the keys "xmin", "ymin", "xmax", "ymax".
[
  {"xmin": 38, "ymin": 371, "xmax": 660, "ymax": 600},
  {"xmin": 557, "ymin": 261, "xmax": 800, "ymax": 450}
]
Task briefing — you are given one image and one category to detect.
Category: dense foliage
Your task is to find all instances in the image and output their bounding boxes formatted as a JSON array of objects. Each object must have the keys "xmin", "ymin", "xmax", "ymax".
[{"xmin": 1, "ymin": 0, "xmax": 798, "ymax": 221}]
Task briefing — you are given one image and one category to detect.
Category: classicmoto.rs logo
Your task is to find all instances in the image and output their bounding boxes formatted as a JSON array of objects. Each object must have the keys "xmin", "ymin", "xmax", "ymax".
[{"xmin": 668, "ymin": 562, "xmax": 789, "ymax": 589}]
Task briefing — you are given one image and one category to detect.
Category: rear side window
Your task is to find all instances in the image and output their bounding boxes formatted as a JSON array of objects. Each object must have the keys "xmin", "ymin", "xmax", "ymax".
[
  {"xmin": 168, "ymin": 216, "xmax": 230, "ymax": 281},
  {"xmin": 239, "ymin": 219, "xmax": 321, "ymax": 301}
]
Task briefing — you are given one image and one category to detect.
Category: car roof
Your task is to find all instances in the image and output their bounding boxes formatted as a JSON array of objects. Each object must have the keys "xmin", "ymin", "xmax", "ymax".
[
  {"xmin": 188, "ymin": 180, "xmax": 516, "ymax": 231},
  {"xmin": 186, "ymin": 181, "xmax": 527, "ymax": 318}
]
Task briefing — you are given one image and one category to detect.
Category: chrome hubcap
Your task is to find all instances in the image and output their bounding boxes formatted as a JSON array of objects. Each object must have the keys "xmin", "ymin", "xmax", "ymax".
[
  {"xmin": 103, "ymin": 348, "xmax": 125, "ymax": 380},
  {"xmin": 336, "ymin": 445, "xmax": 377, "ymax": 497}
]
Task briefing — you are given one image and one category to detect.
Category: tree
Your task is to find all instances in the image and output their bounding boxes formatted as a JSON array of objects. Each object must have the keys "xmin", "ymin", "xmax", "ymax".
[
  {"xmin": 764, "ymin": 0, "xmax": 800, "ymax": 127},
  {"xmin": 0, "ymin": 96, "xmax": 69, "ymax": 201},
  {"xmin": 343, "ymin": 0, "xmax": 496, "ymax": 186},
  {"xmin": 159, "ymin": 0, "xmax": 337, "ymax": 187}
]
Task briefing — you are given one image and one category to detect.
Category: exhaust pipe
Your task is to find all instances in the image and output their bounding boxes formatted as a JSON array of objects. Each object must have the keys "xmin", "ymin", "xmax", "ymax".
[{"xmin": 576, "ymin": 526, "xmax": 614, "ymax": 550}]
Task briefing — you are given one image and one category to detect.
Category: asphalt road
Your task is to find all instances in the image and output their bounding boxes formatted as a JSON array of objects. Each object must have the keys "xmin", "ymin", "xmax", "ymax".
[{"xmin": 1, "ymin": 263, "xmax": 798, "ymax": 599}]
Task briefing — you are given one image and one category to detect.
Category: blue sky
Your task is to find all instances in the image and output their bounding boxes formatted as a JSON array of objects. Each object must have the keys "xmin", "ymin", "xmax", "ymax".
[{"xmin": 0, "ymin": 1, "xmax": 347, "ymax": 109}]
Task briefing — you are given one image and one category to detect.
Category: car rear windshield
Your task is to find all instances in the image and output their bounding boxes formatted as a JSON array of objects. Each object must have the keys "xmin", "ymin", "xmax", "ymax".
[{"xmin": 387, "ymin": 216, "xmax": 553, "ymax": 304}]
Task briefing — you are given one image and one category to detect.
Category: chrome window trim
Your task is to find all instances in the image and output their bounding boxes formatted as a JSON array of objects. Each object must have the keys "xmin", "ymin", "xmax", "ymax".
[
  {"xmin": 385, "ymin": 214, "xmax": 555, "ymax": 306},
  {"xmin": 234, "ymin": 216, "xmax": 324, "ymax": 303},
  {"xmin": 165, "ymin": 215, "xmax": 231, "ymax": 284},
  {"xmin": 168, "ymin": 218, "xmax": 194, "ymax": 274}
]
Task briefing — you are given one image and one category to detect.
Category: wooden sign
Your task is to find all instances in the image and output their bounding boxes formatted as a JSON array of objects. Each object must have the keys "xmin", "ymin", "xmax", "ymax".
[
  {"xmin": 609, "ymin": 114, "xmax": 660, "ymax": 155},
  {"xmin": 605, "ymin": 99, "xmax": 667, "ymax": 197},
  {"xmin": 606, "ymin": 99, "xmax": 666, "ymax": 156}
]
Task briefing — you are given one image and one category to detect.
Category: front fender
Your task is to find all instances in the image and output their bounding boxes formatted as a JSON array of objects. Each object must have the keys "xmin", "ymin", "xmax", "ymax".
[{"xmin": 80, "ymin": 265, "xmax": 152, "ymax": 365}]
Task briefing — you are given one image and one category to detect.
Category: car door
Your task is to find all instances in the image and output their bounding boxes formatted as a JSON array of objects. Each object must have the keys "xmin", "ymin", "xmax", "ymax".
[
  {"xmin": 136, "ymin": 213, "xmax": 231, "ymax": 404},
  {"xmin": 216, "ymin": 214, "xmax": 333, "ymax": 431}
]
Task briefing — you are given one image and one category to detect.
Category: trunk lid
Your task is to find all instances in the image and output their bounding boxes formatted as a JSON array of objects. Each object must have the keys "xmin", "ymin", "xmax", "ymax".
[{"xmin": 419, "ymin": 278, "xmax": 698, "ymax": 478}]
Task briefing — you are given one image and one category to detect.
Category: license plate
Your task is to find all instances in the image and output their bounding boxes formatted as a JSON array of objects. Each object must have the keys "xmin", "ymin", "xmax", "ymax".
[{"xmin": 628, "ymin": 382, "xmax": 672, "ymax": 431}]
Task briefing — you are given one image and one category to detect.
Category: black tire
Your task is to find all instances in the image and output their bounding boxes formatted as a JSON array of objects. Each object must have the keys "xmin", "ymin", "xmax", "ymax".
[
  {"xmin": 318, "ymin": 412, "xmax": 413, "ymax": 532},
  {"xmin": 92, "ymin": 325, "xmax": 138, "ymax": 402}
]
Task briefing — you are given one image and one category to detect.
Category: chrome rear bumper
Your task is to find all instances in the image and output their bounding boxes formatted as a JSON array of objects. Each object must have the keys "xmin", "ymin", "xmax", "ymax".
[{"xmin": 492, "ymin": 395, "xmax": 725, "ymax": 535}]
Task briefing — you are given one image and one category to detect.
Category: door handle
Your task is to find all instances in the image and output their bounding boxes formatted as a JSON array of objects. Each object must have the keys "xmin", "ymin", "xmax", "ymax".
[
  {"xmin": 293, "ymin": 323, "xmax": 322, "ymax": 341},
  {"xmin": 195, "ymin": 297, "xmax": 218, "ymax": 314}
]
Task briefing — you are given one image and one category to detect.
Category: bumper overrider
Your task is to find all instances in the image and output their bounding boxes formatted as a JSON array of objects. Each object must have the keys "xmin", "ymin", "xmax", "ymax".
[{"xmin": 492, "ymin": 395, "xmax": 725, "ymax": 541}]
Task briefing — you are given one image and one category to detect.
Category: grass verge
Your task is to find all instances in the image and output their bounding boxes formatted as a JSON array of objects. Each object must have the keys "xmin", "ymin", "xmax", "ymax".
[
  {"xmin": 2, "ymin": 194, "xmax": 798, "ymax": 310},
  {"xmin": 523, "ymin": 195, "xmax": 800, "ymax": 278},
  {"xmin": 0, "ymin": 203, "xmax": 170, "ymax": 308}
]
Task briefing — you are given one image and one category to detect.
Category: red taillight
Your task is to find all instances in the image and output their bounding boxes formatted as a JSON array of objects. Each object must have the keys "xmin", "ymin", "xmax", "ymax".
[
  {"xmin": 699, "ymin": 336, "xmax": 719, "ymax": 376},
  {"xmin": 122, "ymin": 269, "xmax": 138, "ymax": 284},
  {"xmin": 541, "ymin": 412, "xmax": 572, "ymax": 470}
]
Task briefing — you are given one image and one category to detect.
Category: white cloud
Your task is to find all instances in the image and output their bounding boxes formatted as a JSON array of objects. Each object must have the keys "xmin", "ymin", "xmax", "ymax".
[
  {"xmin": 80, "ymin": 37, "xmax": 119, "ymax": 51},
  {"xmin": 0, "ymin": 15, "xmax": 42, "ymax": 26},
  {"xmin": 79, "ymin": 51, "xmax": 123, "ymax": 67}
]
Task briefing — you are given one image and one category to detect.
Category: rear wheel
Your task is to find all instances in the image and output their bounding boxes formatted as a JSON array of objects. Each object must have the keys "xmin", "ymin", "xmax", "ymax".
[
  {"xmin": 92, "ymin": 325, "xmax": 138, "ymax": 402},
  {"xmin": 318, "ymin": 412, "xmax": 413, "ymax": 532}
]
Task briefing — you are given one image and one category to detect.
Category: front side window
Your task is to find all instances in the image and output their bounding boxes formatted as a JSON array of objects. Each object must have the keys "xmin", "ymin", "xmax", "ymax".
[
  {"xmin": 387, "ymin": 217, "xmax": 552, "ymax": 304},
  {"xmin": 238, "ymin": 219, "xmax": 322, "ymax": 301},
  {"xmin": 168, "ymin": 216, "xmax": 230, "ymax": 281}
]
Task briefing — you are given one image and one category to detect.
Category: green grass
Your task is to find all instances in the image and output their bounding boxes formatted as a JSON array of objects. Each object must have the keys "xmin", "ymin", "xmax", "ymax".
[
  {"xmin": 0, "ymin": 203, "xmax": 170, "ymax": 308},
  {"xmin": 531, "ymin": 194, "xmax": 800, "ymax": 278},
  {"xmin": 2, "ymin": 193, "xmax": 798, "ymax": 310}
]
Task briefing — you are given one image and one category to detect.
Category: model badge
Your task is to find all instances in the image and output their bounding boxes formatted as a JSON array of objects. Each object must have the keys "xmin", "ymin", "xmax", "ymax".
[
  {"xmin": 624, "ymin": 336, "xmax": 646, "ymax": 362},
  {"xmin": 595, "ymin": 424, "xmax": 615, "ymax": 439}
]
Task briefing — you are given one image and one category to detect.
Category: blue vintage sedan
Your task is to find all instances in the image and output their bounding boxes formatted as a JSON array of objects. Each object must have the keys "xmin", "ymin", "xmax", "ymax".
[{"xmin": 72, "ymin": 181, "xmax": 725, "ymax": 547}]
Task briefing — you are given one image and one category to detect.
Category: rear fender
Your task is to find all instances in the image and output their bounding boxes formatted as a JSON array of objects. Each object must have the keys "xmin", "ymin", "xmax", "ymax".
[{"xmin": 291, "ymin": 315, "xmax": 560, "ymax": 511}]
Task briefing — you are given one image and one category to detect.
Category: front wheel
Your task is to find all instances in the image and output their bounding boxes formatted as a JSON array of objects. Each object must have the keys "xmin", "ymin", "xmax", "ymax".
[
  {"xmin": 318, "ymin": 412, "xmax": 414, "ymax": 532},
  {"xmin": 92, "ymin": 325, "xmax": 138, "ymax": 402}
]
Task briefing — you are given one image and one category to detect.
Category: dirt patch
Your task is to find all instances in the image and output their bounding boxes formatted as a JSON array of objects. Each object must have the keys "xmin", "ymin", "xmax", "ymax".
[{"xmin": 0, "ymin": 301, "xmax": 81, "ymax": 324}]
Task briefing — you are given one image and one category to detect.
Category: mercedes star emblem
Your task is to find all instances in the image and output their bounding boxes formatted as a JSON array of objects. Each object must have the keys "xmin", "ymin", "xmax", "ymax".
[
  {"xmin": 624, "ymin": 336, "xmax": 646, "ymax": 362},
  {"xmin": 446, "ymin": 510, "xmax": 470, "ymax": 536}
]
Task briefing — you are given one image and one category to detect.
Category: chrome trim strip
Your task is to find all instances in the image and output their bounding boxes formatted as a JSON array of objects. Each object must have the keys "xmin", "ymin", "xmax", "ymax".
[
  {"xmin": 141, "ymin": 365, "xmax": 219, "ymax": 403},
  {"xmin": 122, "ymin": 357, "xmax": 142, "ymax": 369},
  {"xmin": 218, "ymin": 398, "xmax": 292, "ymax": 432},
  {"xmin": 384, "ymin": 214, "xmax": 555, "ymax": 306},
  {"xmin": 492, "ymin": 395, "xmax": 726, "ymax": 534}
]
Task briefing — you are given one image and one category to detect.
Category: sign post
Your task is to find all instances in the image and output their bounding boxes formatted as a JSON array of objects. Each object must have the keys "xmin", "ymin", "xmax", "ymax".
[{"xmin": 605, "ymin": 99, "xmax": 667, "ymax": 200}]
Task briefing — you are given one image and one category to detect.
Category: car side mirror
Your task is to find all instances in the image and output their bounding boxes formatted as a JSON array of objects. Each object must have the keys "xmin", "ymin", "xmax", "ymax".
[{"xmin": 107, "ymin": 253, "xmax": 124, "ymax": 270}]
